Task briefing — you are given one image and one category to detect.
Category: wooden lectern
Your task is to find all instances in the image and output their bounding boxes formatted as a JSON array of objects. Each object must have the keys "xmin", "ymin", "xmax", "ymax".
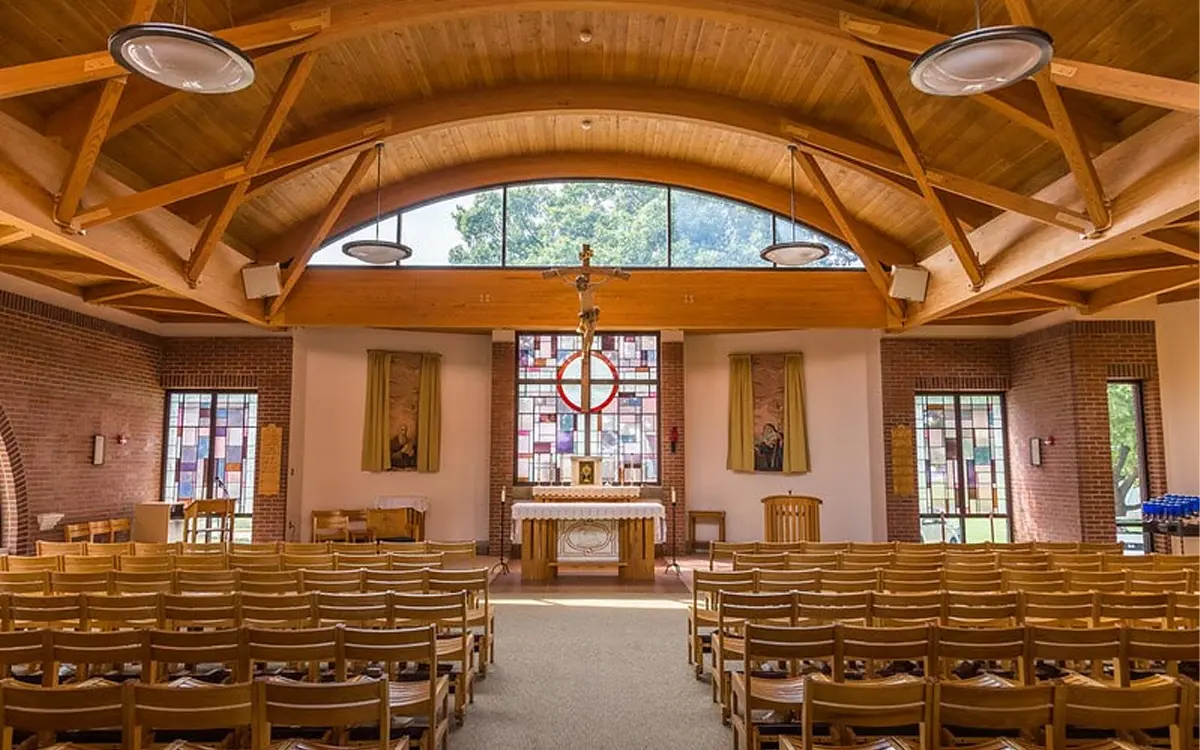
[{"xmin": 762, "ymin": 495, "xmax": 821, "ymax": 542}]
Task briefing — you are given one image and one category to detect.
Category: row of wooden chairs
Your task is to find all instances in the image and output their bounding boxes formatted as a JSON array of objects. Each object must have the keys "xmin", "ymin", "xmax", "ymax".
[
  {"xmin": 33, "ymin": 540, "xmax": 472, "ymax": 558},
  {"xmin": 727, "ymin": 549, "xmax": 1199, "ymax": 576},
  {"xmin": 0, "ymin": 627, "xmax": 452, "ymax": 749},
  {"xmin": 4, "ymin": 551, "xmax": 449, "ymax": 573},
  {"xmin": 60, "ymin": 517, "xmax": 130, "ymax": 543},
  {"xmin": 710, "ymin": 540, "xmax": 1130, "ymax": 567},
  {"xmin": 746, "ymin": 673, "xmax": 1195, "ymax": 750}
]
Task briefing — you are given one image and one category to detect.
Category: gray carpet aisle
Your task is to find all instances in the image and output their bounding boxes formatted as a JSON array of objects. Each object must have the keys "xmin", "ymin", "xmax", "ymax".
[{"xmin": 454, "ymin": 595, "xmax": 728, "ymax": 750}]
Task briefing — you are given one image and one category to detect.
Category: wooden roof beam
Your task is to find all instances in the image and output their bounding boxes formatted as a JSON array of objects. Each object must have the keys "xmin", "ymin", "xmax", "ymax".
[
  {"xmin": 944, "ymin": 297, "xmax": 1062, "ymax": 319},
  {"xmin": 1087, "ymin": 267, "xmax": 1200, "ymax": 313},
  {"xmin": 855, "ymin": 56, "xmax": 984, "ymax": 288},
  {"xmin": 186, "ymin": 52, "xmax": 317, "ymax": 283},
  {"xmin": 82, "ymin": 280, "xmax": 154, "ymax": 303},
  {"xmin": 793, "ymin": 149, "xmax": 905, "ymax": 322},
  {"xmin": 268, "ymin": 147, "xmax": 377, "ymax": 317},
  {"xmin": 1005, "ymin": 0, "xmax": 1111, "ymax": 233},
  {"xmin": 0, "ymin": 226, "xmax": 32, "ymax": 247},
  {"xmin": 111, "ymin": 295, "xmax": 228, "ymax": 317},
  {"xmin": 0, "ymin": 11, "xmax": 328, "ymax": 101},
  {"xmin": 1143, "ymin": 228, "xmax": 1200, "ymax": 261},
  {"xmin": 906, "ymin": 111, "xmax": 1198, "ymax": 327},
  {"xmin": 0, "ymin": 249, "xmax": 139, "ymax": 280},
  {"xmin": 1034, "ymin": 252, "xmax": 1198, "ymax": 283},
  {"xmin": 1012, "ymin": 283, "xmax": 1087, "ymax": 307}
]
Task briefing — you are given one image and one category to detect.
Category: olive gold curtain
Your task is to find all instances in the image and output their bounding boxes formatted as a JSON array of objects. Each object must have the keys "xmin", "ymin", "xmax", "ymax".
[
  {"xmin": 360, "ymin": 350, "xmax": 392, "ymax": 472},
  {"xmin": 416, "ymin": 353, "xmax": 441, "ymax": 473},
  {"xmin": 782, "ymin": 352, "xmax": 810, "ymax": 474},
  {"xmin": 726, "ymin": 354, "xmax": 755, "ymax": 472}
]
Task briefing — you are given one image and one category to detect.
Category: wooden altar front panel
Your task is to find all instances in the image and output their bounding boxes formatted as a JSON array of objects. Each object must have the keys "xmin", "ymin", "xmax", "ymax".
[{"xmin": 519, "ymin": 517, "xmax": 656, "ymax": 582}]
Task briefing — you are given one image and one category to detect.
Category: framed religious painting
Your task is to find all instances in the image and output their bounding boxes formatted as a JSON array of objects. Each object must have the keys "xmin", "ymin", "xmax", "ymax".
[{"xmin": 571, "ymin": 456, "xmax": 600, "ymax": 486}]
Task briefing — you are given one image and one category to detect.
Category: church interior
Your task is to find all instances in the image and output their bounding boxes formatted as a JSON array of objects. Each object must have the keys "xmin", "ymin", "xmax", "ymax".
[{"xmin": 0, "ymin": 0, "xmax": 1198, "ymax": 748}]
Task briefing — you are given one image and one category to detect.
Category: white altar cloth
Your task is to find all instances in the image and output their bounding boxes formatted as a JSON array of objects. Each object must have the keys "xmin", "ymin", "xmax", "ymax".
[
  {"xmin": 529, "ymin": 486, "xmax": 642, "ymax": 501},
  {"xmin": 510, "ymin": 502, "xmax": 666, "ymax": 544}
]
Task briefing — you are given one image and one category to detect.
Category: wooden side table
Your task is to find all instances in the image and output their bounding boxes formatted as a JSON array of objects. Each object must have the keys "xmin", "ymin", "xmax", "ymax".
[{"xmin": 687, "ymin": 510, "xmax": 727, "ymax": 553}]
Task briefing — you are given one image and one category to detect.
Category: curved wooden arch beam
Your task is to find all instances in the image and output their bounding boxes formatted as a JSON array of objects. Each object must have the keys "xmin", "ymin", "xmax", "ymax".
[{"xmin": 256, "ymin": 152, "xmax": 914, "ymax": 268}]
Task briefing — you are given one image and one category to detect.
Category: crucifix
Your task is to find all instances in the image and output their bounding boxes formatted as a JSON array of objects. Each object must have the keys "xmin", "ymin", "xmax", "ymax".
[{"xmin": 542, "ymin": 244, "xmax": 630, "ymax": 415}]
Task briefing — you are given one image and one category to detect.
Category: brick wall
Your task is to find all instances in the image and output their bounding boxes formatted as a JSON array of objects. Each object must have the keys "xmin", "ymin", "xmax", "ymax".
[
  {"xmin": 160, "ymin": 338, "xmax": 293, "ymax": 542},
  {"xmin": 0, "ymin": 291, "xmax": 163, "ymax": 553},
  {"xmin": 661, "ymin": 341, "xmax": 686, "ymax": 551},
  {"xmin": 487, "ymin": 341, "xmax": 514, "ymax": 555},
  {"xmin": 879, "ymin": 338, "xmax": 1012, "ymax": 542}
]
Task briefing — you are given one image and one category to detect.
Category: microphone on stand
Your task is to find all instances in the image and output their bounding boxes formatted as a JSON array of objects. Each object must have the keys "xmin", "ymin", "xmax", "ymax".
[{"xmin": 213, "ymin": 475, "xmax": 231, "ymax": 498}]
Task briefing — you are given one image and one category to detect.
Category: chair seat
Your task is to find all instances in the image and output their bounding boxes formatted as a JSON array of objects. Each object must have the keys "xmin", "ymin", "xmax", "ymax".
[
  {"xmin": 711, "ymin": 632, "xmax": 744, "ymax": 659},
  {"xmin": 466, "ymin": 606, "xmax": 493, "ymax": 625},
  {"xmin": 267, "ymin": 741, "xmax": 409, "ymax": 750},
  {"xmin": 689, "ymin": 608, "xmax": 719, "ymax": 626},
  {"xmin": 950, "ymin": 740, "xmax": 1044, "ymax": 750},
  {"xmin": 435, "ymin": 635, "xmax": 476, "ymax": 663},
  {"xmin": 731, "ymin": 671, "xmax": 817, "ymax": 711},
  {"xmin": 955, "ymin": 674, "xmax": 1021, "ymax": 688},
  {"xmin": 781, "ymin": 737, "xmax": 921, "ymax": 750},
  {"xmin": 387, "ymin": 675, "xmax": 451, "ymax": 710}
]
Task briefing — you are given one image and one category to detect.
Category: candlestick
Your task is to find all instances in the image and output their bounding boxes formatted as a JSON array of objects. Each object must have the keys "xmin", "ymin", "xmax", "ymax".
[{"xmin": 671, "ymin": 488, "xmax": 677, "ymax": 505}]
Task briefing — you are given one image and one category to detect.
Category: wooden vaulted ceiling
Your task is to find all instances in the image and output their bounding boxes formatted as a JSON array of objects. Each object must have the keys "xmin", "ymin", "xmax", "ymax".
[{"xmin": 0, "ymin": 0, "xmax": 1196, "ymax": 328}]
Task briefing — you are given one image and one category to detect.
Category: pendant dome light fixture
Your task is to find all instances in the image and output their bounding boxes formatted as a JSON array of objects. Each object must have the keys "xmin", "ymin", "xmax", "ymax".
[
  {"xmin": 108, "ymin": 1, "xmax": 255, "ymax": 94},
  {"xmin": 760, "ymin": 145, "xmax": 829, "ymax": 268},
  {"xmin": 909, "ymin": 0, "xmax": 1053, "ymax": 97},
  {"xmin": 342, "ymin": 142, "xmax": 414, "ymax": 266}
]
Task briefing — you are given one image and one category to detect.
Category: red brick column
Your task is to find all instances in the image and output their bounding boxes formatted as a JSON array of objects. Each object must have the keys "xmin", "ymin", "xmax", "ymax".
[
  {"xmin": 660, "ymin": 341, "xmax": 686, "ymax": 554},
  {"xmin": 488, "ymin": 341, "xmax": 515, "ymax": 555}
]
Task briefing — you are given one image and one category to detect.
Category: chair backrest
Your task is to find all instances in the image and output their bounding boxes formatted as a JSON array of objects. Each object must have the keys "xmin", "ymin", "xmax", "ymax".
[
  {"xmin": 163, "ymin": 592, "xmax": 240, "ymax": 629},
  {"xmin": 113, "ymin": 570, "xmax": 174, "ymax": 595},
  {"xmin": 282, "ymin": 542, "xmax": 330, "ymax": 555},
  {"xmin": 428, "ymin": 540, "xmax": 477, "ymax": 562},
  {"xmin": 743, "ymin": 623, "xmax": 841, "ymax": 678},
  {"xmin": 849, "ymin": 541, "xmax": 897, "ymax": 554},
  {"xmin": 128, "ymin": 681, "xmax": 253, "ymax": 741},
  {"xmin": 0, "ymin": 630, "xmax": 47, "ymax": 677},
  {"xmin": 1051, "ymin": 552, "xmax": 1104, "ymax": 572},
  {"xmin": 176, "ymin": 569, "xmax": 239, "ymax": 594},
  {"xmin": 50, "ymin": 570, "xmax": 112, "ymax": 594},
  {"xmin": 281, "ymin": 553, "xmax": 334, "ymax": 571},
  {"xmin": 132, "ymin": 542, "xmax": 180, "ymax": 556},
  {"xmin": 390, "ymin": 591, "xmax": 470, "ymax": 634},
  {"xmin": 942, "ymin": 569, "xmax": 1004, "ymax": 592},
  {"xmin": 315, "ymin": 592, "xmax": 390, "ymax": 627},
  {"xmin": 1019, "ymin": 590, "xmax": 1096, "ymax": 626},
  {"xmin": 1105, "ymin": 552, "xmax": 1155, "ymax": 571},
  {"xmin": 787, "ymin": 552, "xmax": 841, "ymax": 570},
  {"xmin": 333, "ymin": 553, "xmax": 391, "ymax": 570},
  {"xmin": 1035, "ymin": 542, "xmax": 1080, "ymax": 553},
  {"xmin": 756, "ymin": 541, "xmax": 807, "ymax": 554},
  {"xmin": 932, "ymin": 624, "xmax": 1026, "ymax": 680},
  {"xmin": 840, "ymin": 624, "xmax": 932, "ymax": 676},
  {"xmin": 0, "ymin": 571, "xmax": 49, "ymax": 594},
  {"xmin": 871, "ymin": 591, "xmax": 942, "ymax": 625},
  {"xmin": 1026, "ymin": 625, "xmax": 1121, "ymax": 679},
  {"xmin": 245, "ymin": 625, "xmax": 337, "ymax": 677},
  {"xmin": 0, "ymin": 679, "xmax": 124, "ymax": 732},
  {"xmin": 239, "ymin": 570, "xmax": 301, "ymax": 594},
  {"xmin": 229, "ymin": 553, "xmax": 281, "ymax": 571},
  {"xmin": 86, "ymin": 542, "xmax": 132, "ymax": 557},
  {"xmin": 732, "ymin": 552, "xmax": 787, "ymax": 571},
  {"xmin": 425, "ymin": 568, "xmax": 490, "ymax": 605},
  {"xmin": 943, "ymin": 591, "xmax": 1018, "ymax": 626},
  {"xmin": 1172, "ymin": 591, "xmax": 1200, "ymax": 628},
  {"xmin": 803, "ymin": 677, "xmax": 928, "ymax": 750},
  {"xmin": 1097, "ymin": 591, "xmax": 1170, "ymax": 625},
  {"xmin": 181, "ymin": 542, "xmax": 227, "ymax": 555},
  {"xmin": 818, "ymin": 568, "xmax": 879, "ymax": 594},
  {"xmin": 330, "ymin": 541, "xmax": 375, "ymax": 554},
  {"xmin": 173, "ymin": 553, "xmax": 228, "ymax": 571},
  {"xmin": 46, "ymin": 629, "xmax": 144, "ymax": 685},
  {"xmin": 301, "ymin": 569, "xmax": 363, "ymax": 593},
  {"xmin": 1066, "ymin": 569, "xmax": 1127, "ymax": 593},
  {"xmin": 231, "ymin": 543, "xmax": 279, "ymax": 555},
  {"xmin": 840, "ymin": 552, "xmax": 895, "ymax": 570},
  {"xmin": 755, "ymin": 569, "xmax": 820, "ymax": 594},
  {"xmin": 1003, "ymin": 569, "xmax": 1065, "ymax": 592},
  {"xmin": 6, "ymin": 555, "xmax": 61, "ymax": 573},
  {"xmin": 800, "ymin": 591, "xmax": 871, "ymax": 623},
  {"xmin": 61, "ymin": 554, "xmax": 115, "ymax": 574},
  {"xmin": 997, "ymin": 551, "xmax": 1049, "ymax": 569},
  {"xmin": 311, "ymin": 511, "xmax": 350, "ymax": 541},
  {"xmin": 36, "ymin": 541, "xmax": 85, "ymax": 556},
  {"xmin": 337, "ymin": 625, "xmax": 438, "ymax": 687},
  {"xmin": 1060, "ymin": 681, "xmax": 1184, "ymax": 736},
  {"xmin": 932, "ymin": 681, "xmax": 1053, "ymax": 742},
  {"xmin": 377, "ymin": 540, "xmax": 429, "ymax": 554},
  {"xmin": 241, "ymin": 592, "xmax": 315, "ymax": 629},
  {"xmin": 363, "ymin": 568, "xmax": 429, "ymax": 594},
  {"xmin": 8, "ymin": 593, "xmax": 81, "ymax": 629},
  {"xmin": 62, "ymin": 523, "xmax": 90, "ymax": 543},
  {"xmin": 717, "ymin": 591, "xmax": 797, "ymax": 634},
  {"xmin": 253, "ymin": 678, "xmax": 391, "ymax": 750},
  {"xmin": 881, "ymin": 568, "xmax": 942, "ymax": 594},
  {"xmin": 145, "ymin": 627, "xmax": 245, "ymax": 682},
  {"xmin": 390, "ymin": 552, "xmax": 445, "ymax": 569},
  {"xmin": 1079, "ymin": 542, "xmax": 1124, "ymax": 555},
  {"xmin": 119, "ymin": 555, "xmax": 174, "ymax": 573},
  {"xmin": 1127, "ymin": 569, "xmax": 1191, "ymax": 594},
  {"xmin": 82, "ymin": 592, "xmax": 163, "ymax": 629},
  {"xmin": 1120, "ymin": 626, "xmax": 1200, "ymax": 684}
]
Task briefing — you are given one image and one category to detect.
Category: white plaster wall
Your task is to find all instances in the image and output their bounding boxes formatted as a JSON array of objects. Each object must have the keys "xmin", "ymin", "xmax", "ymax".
[
  {"xmin": 1155, "ymin": 300, "xmax": 1200, "ymax": 494},
  {"xmin": 684, "ymin": 330, "xmax": 884, "ymax": 543},
  {"xmin": 289, "ymin": 328, "xmax": 492, "ymax": 541}
]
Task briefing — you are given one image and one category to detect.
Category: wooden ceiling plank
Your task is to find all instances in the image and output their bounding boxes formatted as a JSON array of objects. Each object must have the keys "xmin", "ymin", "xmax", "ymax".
[
  {"xmin": 1005, "ymin": 0, "xmax": 1111, "ymax": 233},
  {"xmin": 855, "ymin": 56, "xmax": 984, "ymax": 288},
  {"xmin": 185, "ymin": 52, "xmax": 318, "ymax": 283},
  {"xmin": 1087, "ymin": 267, "xmax": 1200, "ymax": 313},
  {"xmin": 1157, "ymin": 285, "xmax": 1199, "ymax": 305},
  {"xmin": 1035, "ymin": 253, "xmax": 1198, "ymax": 283},
  {"xmin": 0, "ymin": 267, "xmax": 85, "ymax": 297},
  {"xmin": 82, "ymin": 280, "xmax": 154, "ymax": 303},
  {"xmin": 0, "ymin": 249, "xmax": 139, "ymax": 280},
  {"xmin": 53, "ymin": 0, "xmax": 158, "ymax": 227},
  {"xmin": 907, "ymin": 111, "xmax": 1198, "ymax": 326},
  {"xmin": 1143, "ymin": 228, "xmax": 1200, "ymax": 261},
  {"xmin": 793, "ymin": 149, "xmax": 905, "ymax": 321},
  {"xmin": 1013, "ymin": 283, "xmax": 1087, "ymax": 307},
  {"xmin": 268, "ymin": 147, "xmax": 377, "ymax": 316},
  {"xmin": 0, "ymin": 11, "xmax": 329, "ymax": 101}
]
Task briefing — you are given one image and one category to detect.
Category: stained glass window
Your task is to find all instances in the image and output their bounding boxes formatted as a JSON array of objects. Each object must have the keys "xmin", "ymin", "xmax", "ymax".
[
  {"xmin": 914, "ymin": 393, "xmax": 1009, "ymax": 544},
  {"xmin": 163, "ymin": 391, "xmax": 259, "ymax": 539},
  {"xmin": 515, "ymin": 332, "xmax": 659, "ymax": 484}
]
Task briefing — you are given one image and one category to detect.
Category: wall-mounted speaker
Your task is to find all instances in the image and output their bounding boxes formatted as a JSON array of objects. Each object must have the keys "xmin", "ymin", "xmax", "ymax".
[
  {"xmin": 889, "ymin": 265, "xmax": 930, "ymax": 302},
  {"xmin": 242, "ymin": 264, "xmax": 282, "ymax": 300}
]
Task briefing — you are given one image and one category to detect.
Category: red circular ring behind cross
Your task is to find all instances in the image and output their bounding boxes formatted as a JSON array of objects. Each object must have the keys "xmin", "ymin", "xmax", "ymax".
[{"xmin": 555, "ymin": 350, "xmax": 619, "ymax": 413}]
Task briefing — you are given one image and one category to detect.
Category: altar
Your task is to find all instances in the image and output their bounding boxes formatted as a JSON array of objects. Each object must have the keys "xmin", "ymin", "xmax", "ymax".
[{"xmin": 511, "ymin": 498, "xmax": 665, "ymax": 582}]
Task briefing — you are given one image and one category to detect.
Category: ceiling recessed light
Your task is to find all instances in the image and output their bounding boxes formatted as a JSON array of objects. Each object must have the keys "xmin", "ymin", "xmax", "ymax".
[
  {"xmin": 108, "ymin": 22, "xmax": 255, "ymax": 94},
  {"xmin": 579, "ymin": 29, "xmax": 593, "ymax": 43},
  {"xmin": 581, "ymin": 119, "xmax": 593, "ymax": 131}
]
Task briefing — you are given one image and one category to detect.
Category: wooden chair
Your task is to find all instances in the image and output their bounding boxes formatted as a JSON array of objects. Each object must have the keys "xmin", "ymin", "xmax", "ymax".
[
  {"xmin": 1058, "ymin": 681, "xmax": 1188, "ymax": 750},
  {"xmin": 0, "ymin": 630, "xmax": 48, "ymax": 682},
  {"xmin": 881, "ymin": 569, "xmax": 942, "ymax": 594},
  {"xmin": 108, "ymin": 518, "xmax": 130, "ymax": 542},
  {"xmin": 1025, "ymin": 625, "xmax": 1121, "ymax": 684},
  {"xmin": 81, "ymin": 592, "xmax": 163, "ymax": 630},
  {"xmin": 183, "ymin": 499, "xmax": 235, "ymax": 546},
  {"xmin": 44, "ymin": 628, "xmax": 143, "ymax": 685},
  {"xmin": 1051, "ymin": 552, "xmax": 1104, "ymax": 573},
  {"xmin": 62, "ymin": 523, "xmax": 90, "ymax": 543},
  {"xmin": 344, "ymin": 509, "xmax": 375, "ymax": 543},
  {"xmin": 1079, "ymin": 542, "xmax": 1124, "ymax": 555},
  {"xmin": 85, "ymin": 542, "xmax": 131, "ymax": 557},
  {"xmin": 132, "ymin": 542, "xmax": 180, "ymax": 556},
  {"xmin": 1120, "ymin": 626, "xmax": 1200, "ymax": 684},
  {"xmin": 336, "ymin": 626, "xmax": 447, "ymax": 750},
  {"xmin": 1129, "ymin": 570, "xmax": 1192, "ymax": 594},
  {"xmin": 840, "ymin": 623, "xmax": 932, "ymax": 680},
  {"xmin": 335, "ymin": 553, "xmax": 392, "ymax": 571},
  {"xmin": 230, "ymin": 552, "xmax": 282, "ymax": 571},
  {"xmin": 712, "ymin": 591, "xmax": 799, "ymax": 723},
  {"xmin": 805, "ymin": 542, "xmax": 851, "ymax": 554},
  {"xmin": 1036, "ymin": 542, "xmax": 1081, "ymax": 553},
  {"xmin": 176, "ymin": 569, "xmax": 239, "ymax": 594},
  {"xmin": 144, "ymin": 627, "xmax": 245, "ymax": 683},
  {"xmin": 253, "ymin": 678, "xmax": 406, "ymax": 750},
  {"xmin": 315, "ymin": 592, "xmax": 391, "ymax": 628},
  {"xmin": 119, "ymin": 555, "xmax": 173, "ymax": 573},
  {"xmin": 426, "ymin": 568, "xmax": 495, "ymax": 673},
  {"xmin": 850, "ymin": 542, "xmax": 898, "ymax": 554},
  {"xmin": 61, "ymin": 554, "xmax": 115, "ymax": 574},
  {"xmin": 283, "ymin": 542, "xmax": 330, "ymax": 556},
  {"xmin": 1172, "ymin": 592, "xmax": 1200, "ymax": 628},
  {"xmin": 389, "ymin": 553, "xmax": 445, "ymax": 570},
  {"xmin": 6, "ymin": 556, "xmax": 61, "ymax": 574},
  {"xmin": 1003, "ymin": 569, "xmax": 1066, "ymax": 593},
  {"xmin": 931, "ymin": 681, "xmax": 1053, "ymax": 750},
  {"xmin": 162, "ymin": 592, "xmax": 240, "ymax": 630},
  {"xmin": 49, "ymin": 570, "xmax": 112, "ymax": 595},
  {"xmin": 1106, "ymin": 552, "xmax": 1156, "ymax": 571},
  {"xmin": 840, "ymin": 552, "xmax": 895, "ymax": 571},
  {"xmin": 1066, "ymin": 570, "xmax": 1128, "ymax": 593},
  {"xmin": 377, "ymin": 541, "xmax": 429, "ymax": 555},
  {"xmin": 173, "ymin": 552, "xmax": 228, "ymax": 571},
  {"xmin": 428, "ymin": 541, "xmax": 476, "ymax": 565},
  {"xmin": 241, "ymin": 592, "xmax": 315, "ymax": 630},
  {"xmin": 239, "ymin": 570, "xmax": 302, "ymax": 594},
  {"xmin": 302, "ymin": 569, "xmax": 364, "ymax": 594},
  {"xmin": 690, "ymin": 569, "xmax": 757, "ymax": 674},
  {"xmin": 390, "ymin": 591, "xmax": 476, "ymax": 723},
  {"xmin": 800, "ymin": 591, "xmax": 871, "ymax": 625},
  {"xmin": 282, "ymin": 553, "xmax": 335, "ymax": 571},
  {"xmin": 942, "ymin": 569, "xmax": 1004, "ymax": 593},
  {"xmin": 732, "ymin": 623, "xmax": 840, "ymax": 750},
  {"xmin": 245, "ymin": 625, "xmax": 335, "ymax": 681},
  {"xmin": 232, "ymin": 542, "xmax": 279, "ymax": 555},
  {"xmin": 7, "ymin": 593, "xmax": 81, "ymax": 630},
  {"xmin": 756, "ymin": 569, "xmax": 820, "ymax": 594},
  {"xmin": 758, "ymin": 541, "xmax": 808, "ymax": 554},
  {"xmin": 872, "ymin": 592, "xmax": 943, "ymax": 626},
  {"xmin": 331, "ymin": 541, "xmax": 376, "ymax": 554},
  {"xmin": 943, "ymin": 591, "xmax": 1019, "ymax": 627},
  {"xmin": 819, "ymin": 569, "xmax": 880, "ymax": 594},
  {"xmin": 998, "ymin": 551, "xmax": 1050, "ymax": 570},
  {"xmin": 126, "ymin": 681, "xmax": 253, "ymax": 750},
  {"xmin": 787, "ymin": 552, "xmax": 842, "ymax": 571},
  {"xmin": 933, "ymin": 624, "xmax": 1026, "ymax": 682},
  {"xmin": 312, "ymin": 510, "xmax": 351, "ymax": 543},
  {"xmin": 1019, "ymin": 591, "xmax": 1097, "ymax": 627},
  {"xmin": 87, "ymin": 519, "xmax": 113, "ymax": 543},
  {"xmin": 1096, "ymin": 591, "xmax": 1171, "ymax": 628},
  {"xmin": 733, "ymin": 552, "xmax": 788, "ymax": 572},
  {"xmin": 0, "ymin": 679, "xmax": 124, "ymax": 749},
  {"xmin": 0, "ymin": 571, "xmax": 49, "ymax": 594},
  {"xmin": 710, "ymin": 541, "xmax": 760, "ymax": 569},
  {"xmin": 788, "ymin": 677, "xmax": 928, "ymax": 750},
  {"xmin": 35, "ymin": 541, "xmax": 84, "ymax": 556},
  {"xmin": 113, "ymin": 570, "xmax": 174, "ymax": 595}
]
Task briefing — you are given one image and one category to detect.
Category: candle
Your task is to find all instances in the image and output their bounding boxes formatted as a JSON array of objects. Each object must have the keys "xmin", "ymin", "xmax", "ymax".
[
  {"xmin": 671, "ymin": 488, "xmax": 677, "ymax": 505},
  {"xmin": 501, "ymin": 487, "xmax": 506, "ymax": 505}
]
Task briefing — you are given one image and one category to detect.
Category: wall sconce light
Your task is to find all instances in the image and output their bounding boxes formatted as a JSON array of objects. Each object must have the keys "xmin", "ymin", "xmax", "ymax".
[
  {"xmin": 92, "ymin": 435, "xmax": 105, "ymax": 466},
  {"xmin": 115, "ymin": 434, "xmax": 129, "ymax": 446}
]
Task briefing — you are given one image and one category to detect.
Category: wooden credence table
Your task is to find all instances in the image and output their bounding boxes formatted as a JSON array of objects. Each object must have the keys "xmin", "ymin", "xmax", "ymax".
[{"xmin": 511, "ymin": 501, "xmax": 665, "ymax": 582}]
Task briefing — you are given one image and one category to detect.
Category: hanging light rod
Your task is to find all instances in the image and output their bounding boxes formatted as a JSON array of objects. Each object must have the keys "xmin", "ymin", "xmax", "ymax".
[
  {"xmin": 909, "ymin": 0, "xmax": 1053, "ymax": 96},
  {"xmin": 108, "ymin": 1, "xmax": 255, "ymax": 94},
  {"xmin": 342, "ymin": 142, "xmax": 414, "ymax": 265},
  {"xmin": 760, "ymin": 145, "xmax": 829, "ymax": 268}
]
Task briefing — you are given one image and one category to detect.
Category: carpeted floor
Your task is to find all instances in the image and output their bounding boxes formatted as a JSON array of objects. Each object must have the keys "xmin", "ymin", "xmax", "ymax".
[{"xmin": 453, "ymin": 589, "xmax": 728, "ymax": 750}]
